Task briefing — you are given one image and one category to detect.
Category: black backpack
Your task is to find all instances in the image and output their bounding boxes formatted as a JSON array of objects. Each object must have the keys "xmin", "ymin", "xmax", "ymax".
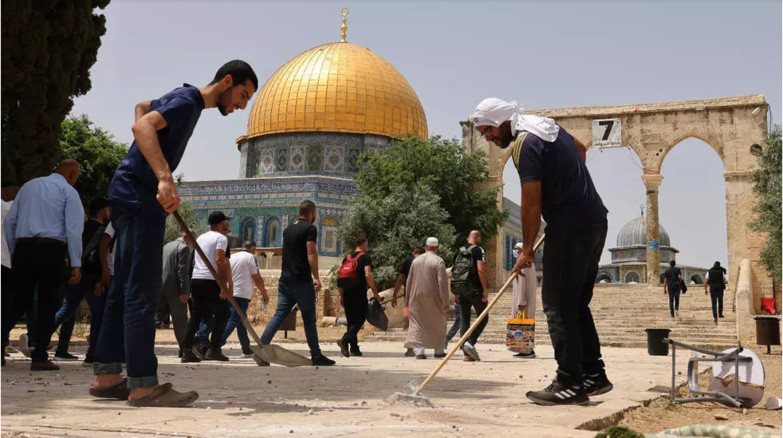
[
  {"xmin": 451, "ymin": 244, "xmax": 477, "ymax": 296},
  {"xmin": 81, "ymin": 224, "xmax": 106, "ymax": 276}
]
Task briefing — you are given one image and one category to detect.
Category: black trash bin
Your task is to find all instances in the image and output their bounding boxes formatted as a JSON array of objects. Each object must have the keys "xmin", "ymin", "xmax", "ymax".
[
  {"xmin": 754, "ymin": 316, "xmax": 781, "ymax": 354},
  {"xmin": 645, "ymin": 328, "xmax": 671, "ymax": 356}
]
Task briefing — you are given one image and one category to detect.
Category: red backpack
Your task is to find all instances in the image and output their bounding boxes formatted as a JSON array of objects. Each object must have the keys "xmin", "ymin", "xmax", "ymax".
[{"xmin": 337, "ymin": 252, "xmax": 365, "ymax": 289}]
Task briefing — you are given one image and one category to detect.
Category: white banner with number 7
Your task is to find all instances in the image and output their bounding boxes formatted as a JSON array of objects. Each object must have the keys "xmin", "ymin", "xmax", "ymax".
[{"xmin": 592, "ymin": 118, "xmax": 622, "ymax": 148}]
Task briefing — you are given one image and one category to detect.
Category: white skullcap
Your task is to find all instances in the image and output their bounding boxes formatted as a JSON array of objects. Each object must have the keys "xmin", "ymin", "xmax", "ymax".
[
  {"xmin": 426, "ymin": 237, "xmax": 439, "ymax": 247},
  {"xmin": 471, "ymin": 97, "xmax": 560, "ymax": 142},
  {"xmin": 514, "ymin": 242, "xmax": 524, "ymax": 250}
]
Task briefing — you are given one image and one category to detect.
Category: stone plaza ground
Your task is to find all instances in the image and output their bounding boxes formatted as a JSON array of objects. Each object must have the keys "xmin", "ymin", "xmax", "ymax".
[{"xmin": 2, "ymin": 332, "xmax": 780, "ymax": 438}]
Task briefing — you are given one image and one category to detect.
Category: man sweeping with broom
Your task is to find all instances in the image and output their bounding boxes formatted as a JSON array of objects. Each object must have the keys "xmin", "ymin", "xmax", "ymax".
[
  {"xmin": 470, "ymin": 98, "xmax": 612, "ymax": 406},
  {"xmin": 89, "ymin": 61, "xmax": 258, "ymax": 407}
]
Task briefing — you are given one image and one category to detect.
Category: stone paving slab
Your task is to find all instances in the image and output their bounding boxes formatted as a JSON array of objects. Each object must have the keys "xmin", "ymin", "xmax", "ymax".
[{"xmin": 1, "ymin": 343, "xmax": 690, "ymax": 437}]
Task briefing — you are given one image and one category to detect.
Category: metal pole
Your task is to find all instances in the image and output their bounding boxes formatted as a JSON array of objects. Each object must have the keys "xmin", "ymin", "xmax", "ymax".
[{"xmin": 671, "ymin": 342, "xmax": 676, "ymax": 402}]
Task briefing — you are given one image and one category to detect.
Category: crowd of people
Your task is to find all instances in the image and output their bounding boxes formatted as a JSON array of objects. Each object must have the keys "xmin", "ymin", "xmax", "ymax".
[{"xmin": 0, "ymin": 59, "xmax": 727, "ymax": 409}]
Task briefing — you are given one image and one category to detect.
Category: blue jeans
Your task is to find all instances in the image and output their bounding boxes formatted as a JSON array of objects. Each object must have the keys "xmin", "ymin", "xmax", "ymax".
[
  {"xmin": 221, "ymin": 297, "xmax": 251, "ymax": 352},
  {"xmin": 668, "ymin": 290, "xmax": 680, "ymax": 317},
  {"xmin": 445, "ymin": 303, "xmax": 461, "ymax": 342},
  {"xmin": 260, "ymin": 276, "xmax": 321, "ymax": 357},
  {"xmin": 93, "ymin": 203, "xmax": 165, "ymax": 389},
  {"xmin": 54, "ymin": 279, "xmax": 106, "ymax": 358},
  {"xmin": 196, "ymin": 318, "xmax": 213, "ymax": 349}
]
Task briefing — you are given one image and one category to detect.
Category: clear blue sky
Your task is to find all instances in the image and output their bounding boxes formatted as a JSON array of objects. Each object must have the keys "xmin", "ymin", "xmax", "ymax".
[{"xmin": 71, "ymin": 0, "xmax": 782, "ymax": 268}]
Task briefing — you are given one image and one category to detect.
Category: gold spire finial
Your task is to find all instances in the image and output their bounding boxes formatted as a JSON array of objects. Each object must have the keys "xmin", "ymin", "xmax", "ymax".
[{"xmin": 340, "ymin": 8, "xmax": 350, "ymax": 42}]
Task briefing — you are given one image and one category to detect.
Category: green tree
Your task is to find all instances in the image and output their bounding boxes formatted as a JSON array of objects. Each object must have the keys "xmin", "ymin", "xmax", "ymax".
[
  {"xmin": 337, "ymin": 135, "xmax": 507, "ymax": 288},
  {"xmin": 60, "ymin": 115, "xmax": 128, "ymax": 210},
  {"xmin": 2, "ymin": 0, "xmax": 110, "ymax": 184},
  {"xmin": 164, "ymin": 201, "xmax": 207, "ymax": 244},
  {"xmin": 337, "ymin": 183, "xmax": 456, "ymax": 289},
  {"xmin": 749, "ymin": 125, "xmax": 782, "ymax": 282}
]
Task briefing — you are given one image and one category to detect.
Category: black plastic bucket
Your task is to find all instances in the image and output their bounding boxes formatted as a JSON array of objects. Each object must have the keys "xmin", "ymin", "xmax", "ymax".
[{"xmin": 645, "ymin": 328, "xmax": 671, "ymax": 356}]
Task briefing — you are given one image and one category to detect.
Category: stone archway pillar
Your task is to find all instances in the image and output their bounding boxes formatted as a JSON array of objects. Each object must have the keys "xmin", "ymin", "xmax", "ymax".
[{"xmin": 641, "ymin": 174, "xmax": 664, "ymax": 287}]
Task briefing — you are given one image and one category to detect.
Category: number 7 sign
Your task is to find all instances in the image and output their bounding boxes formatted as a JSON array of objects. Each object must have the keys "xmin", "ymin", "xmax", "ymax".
[{"xmin": 592, "ymin": 118, "xmax": 622, "ymax": 148}]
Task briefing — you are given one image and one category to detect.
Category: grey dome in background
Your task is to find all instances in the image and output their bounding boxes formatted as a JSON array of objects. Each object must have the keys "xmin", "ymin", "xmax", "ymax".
[{"xmin": 616, "ymin": 215, "xmax": 671, "ymax": 247}]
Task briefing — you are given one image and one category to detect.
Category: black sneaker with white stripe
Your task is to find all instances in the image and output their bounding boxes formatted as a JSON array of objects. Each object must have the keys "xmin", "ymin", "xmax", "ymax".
[
  {"xmin": 583, "ymin": 372, "xmax": 613, "ymax": 396},
  {"xmin": 526, "ymin": 380, "xmax": 589, "ymax": 406}
]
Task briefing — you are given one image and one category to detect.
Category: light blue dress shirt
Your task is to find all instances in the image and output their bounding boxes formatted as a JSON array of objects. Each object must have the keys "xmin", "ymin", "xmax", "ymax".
[{"xmin": 4, "ymin": 173, "xmax": 85, "ymax": 267}]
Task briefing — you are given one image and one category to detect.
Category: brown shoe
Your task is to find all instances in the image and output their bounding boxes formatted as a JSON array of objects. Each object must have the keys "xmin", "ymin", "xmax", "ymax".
[
  {"xmin": 127, "ymin": 383, "xmax": 199, "ymax": 407},
  {"xmin": 31, "ymin": 360, "xmax": 60, "ymax": 371}
]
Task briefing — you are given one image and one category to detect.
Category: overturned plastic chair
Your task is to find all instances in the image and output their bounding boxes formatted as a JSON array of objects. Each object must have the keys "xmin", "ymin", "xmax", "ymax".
[{"xmin": 665, "ymin": 338, "xmax": 765, "ymax": 408}]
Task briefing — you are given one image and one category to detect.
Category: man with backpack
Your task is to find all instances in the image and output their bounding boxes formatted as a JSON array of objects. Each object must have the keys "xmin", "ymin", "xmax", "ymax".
[
  {"xmin": 663, "ymin": 260, "xmax": 683, "ymax": 318},
  {"xmin": 450, "ymin": 230, "xmax": 488, "ymax": 362},
  {"xmin": 471, "ymin": 98, "xmax": 611, "ymax": 405},
  {"xmin": 50, "ymin": 197, "xmax": 111, "ymax": 362},
  {"xmin": 336, "ymin": 234, "xmax": 383, "ymax": 358}
]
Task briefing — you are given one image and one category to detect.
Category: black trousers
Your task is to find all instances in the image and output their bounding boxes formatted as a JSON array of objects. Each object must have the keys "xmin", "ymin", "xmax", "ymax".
[
  {"xmin": 458, "ymin": 292, "xmax": 488, "ymax": 346},
  {"xmin": 710, "ymin": 287, "xmax": 724, "ymax": 319},
  {"xmin": 1, "ymin": 241, "xmax": 65, "ymax": 363},
  {"xmin": 183, "ymin": 279, "xmax": 230, "ymax": 349},
  {"xmin": 542, "ymin": 223, "xmax": 607, "ymax": 385},
  {"xmin": 668, "ymin": 290, "xmax": 680, "ymax": 317},
  {"xmin": 341, "ymin": 289, "xmax": 367, "ymax": 348}
]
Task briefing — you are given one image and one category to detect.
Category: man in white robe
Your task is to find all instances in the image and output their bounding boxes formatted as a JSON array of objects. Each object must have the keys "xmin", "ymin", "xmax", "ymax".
[{"xmin": 404, "ymin": 238, "xmax": 449, "ymax": 359}]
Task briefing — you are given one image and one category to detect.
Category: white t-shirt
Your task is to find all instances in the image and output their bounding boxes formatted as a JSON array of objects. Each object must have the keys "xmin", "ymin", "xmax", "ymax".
[
  {"xmin": 104, "ymin": 223, "xmax": 115, "ymax": 276},
  {"xmin": 1, "ymin": 200, "xmax": 12, "ymax": 268},
  {"xmin": 230, "ymin": 251, "xmax": 259, "ymax": 299},
  {"xmin": 192, "ymin": 231, "xmax": 228, "ymax": 281}
]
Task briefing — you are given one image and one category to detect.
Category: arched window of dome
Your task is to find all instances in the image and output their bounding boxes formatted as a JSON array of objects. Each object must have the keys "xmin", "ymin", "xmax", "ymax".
[
  {"xmin": 625, "ymin": 271, "xmax": 640, "ymax": 283},
  {"xmin": 241, "ymin": 217, "xmax": 257, "ymax": 244},
  {"xmin": 690, "ymin": 274, "xmax": 703, "ymax": 285},
  {"xmin": 264, "ymin": 217, "xmax": 281, "ymax": 247},
  {"xmin": 320, "ymin": 217, "xmax": 339, "ymax": 255},
  {"xmin": 595, "ymin": 272, "xmax": 613, "ymax": 284}
]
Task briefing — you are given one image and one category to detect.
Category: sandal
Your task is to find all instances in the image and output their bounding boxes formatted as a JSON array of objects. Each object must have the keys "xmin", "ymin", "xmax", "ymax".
[
  {"xmin": 127, "ymin": 382, "xmax": 199, "ymax": 407},
  {"xmin": 89, "ymin": 378, "xmax": 131, "ymax": 400}
]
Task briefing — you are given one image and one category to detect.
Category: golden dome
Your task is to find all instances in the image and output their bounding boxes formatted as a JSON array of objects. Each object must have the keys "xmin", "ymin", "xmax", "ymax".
[{"xmin": 247, "ymin": 42, "xmax": 427, "ymax": 140}]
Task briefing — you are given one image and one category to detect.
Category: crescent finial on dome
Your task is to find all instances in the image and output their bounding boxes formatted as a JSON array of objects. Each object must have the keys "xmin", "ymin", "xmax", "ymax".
[{"xmin": 340, "ymin": 8, "xmax": 350, "ymax": 42}]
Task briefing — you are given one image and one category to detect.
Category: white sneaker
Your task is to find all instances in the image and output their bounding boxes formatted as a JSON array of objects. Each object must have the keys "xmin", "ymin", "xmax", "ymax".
[
  {"xmin": 18, "ymin": 334, "xmax": 31, "ymax": 358},
  {"xmin": 462, "ymin": 342, "xmax": 480, "ymax": 361}
]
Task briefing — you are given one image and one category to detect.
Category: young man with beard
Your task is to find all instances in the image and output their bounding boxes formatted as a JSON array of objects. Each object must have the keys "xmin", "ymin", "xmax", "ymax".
[
  {"xmin": 258, "ymin": 200, "xmax": 335, "ymax": 366},
  {"xmin": 471, "ymin": 98, "xmax": 611, "ymax": 406},
  {"xmin": 89, "ymin": 61, "xmax": 257, "ymax": 407}
]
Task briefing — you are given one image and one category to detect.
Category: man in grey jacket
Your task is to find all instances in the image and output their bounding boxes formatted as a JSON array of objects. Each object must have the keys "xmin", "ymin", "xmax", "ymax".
[{"xmin": 161, "ymin": 232, "xmax": 194, "ymax": 356}]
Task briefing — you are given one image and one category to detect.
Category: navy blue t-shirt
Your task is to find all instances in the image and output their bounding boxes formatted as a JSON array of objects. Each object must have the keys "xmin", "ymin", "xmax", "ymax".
[
  {"xmin": 512, "ymin": 127, "xmax": 608, "ymax": 231},
  {"xmin": 109, "ymin": 84, "xmax": 205, "ymax": 214}
]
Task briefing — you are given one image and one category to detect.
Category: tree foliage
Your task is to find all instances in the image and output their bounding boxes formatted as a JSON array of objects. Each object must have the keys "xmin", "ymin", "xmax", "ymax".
[
  {"xmin": 749, "ymin": 125, "xmax": 782, "ymax": 282},
  {"xmin": 164, "ymin": 201, "xmax": 207, "ymax": 244},
  {"xmin": 59, "ymin": 114, "xmax": 127, "ymax": 210},
  {"xmin": 2, "ymin": 0, "xmax": 110, "ymax": 184},
  {"xmin": 337, "ymin": 135, "xmax": 507, "ymax": 289}
]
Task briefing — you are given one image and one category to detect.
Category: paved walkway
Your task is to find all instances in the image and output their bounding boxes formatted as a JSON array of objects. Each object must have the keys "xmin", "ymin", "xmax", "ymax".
[{"xmin": 1, "ymin": 342, "xmax": 689, "ymax": 437}]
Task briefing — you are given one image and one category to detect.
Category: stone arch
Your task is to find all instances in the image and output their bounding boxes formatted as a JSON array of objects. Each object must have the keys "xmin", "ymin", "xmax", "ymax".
[
  {"xmin": 625, "ymin": 271, "xmax": 641, "ymax": 283},
  {"xmin": 240, "ymin": 217, "xmax": 257, "ymax": 244},
  {"xmin": 263, "ymin": 217, "xmax": 281, "ymax": 247},
  {"xmin": 463, "ymin": 95, "xmax": 770, "ymax": 312},
  {"xmin": 690, "ymin": 274, "xmax": 704, "ymax": 285},
  {"xmin": 596, "ymin": 272, "xmax": 613, "ymax": 284}
]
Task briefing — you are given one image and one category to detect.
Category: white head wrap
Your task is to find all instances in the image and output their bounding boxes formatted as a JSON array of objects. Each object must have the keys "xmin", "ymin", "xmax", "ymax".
[
  {"xmin": 425, "ymin": 237, "xmax": 439, "ymax": 247},
  {"xmin": 471, "ymin": 98, "xmax": 560, "ymax": 142},
  {"xmin": 514, "ymin": 242, "xmax": 524, "ymax": 251}
]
